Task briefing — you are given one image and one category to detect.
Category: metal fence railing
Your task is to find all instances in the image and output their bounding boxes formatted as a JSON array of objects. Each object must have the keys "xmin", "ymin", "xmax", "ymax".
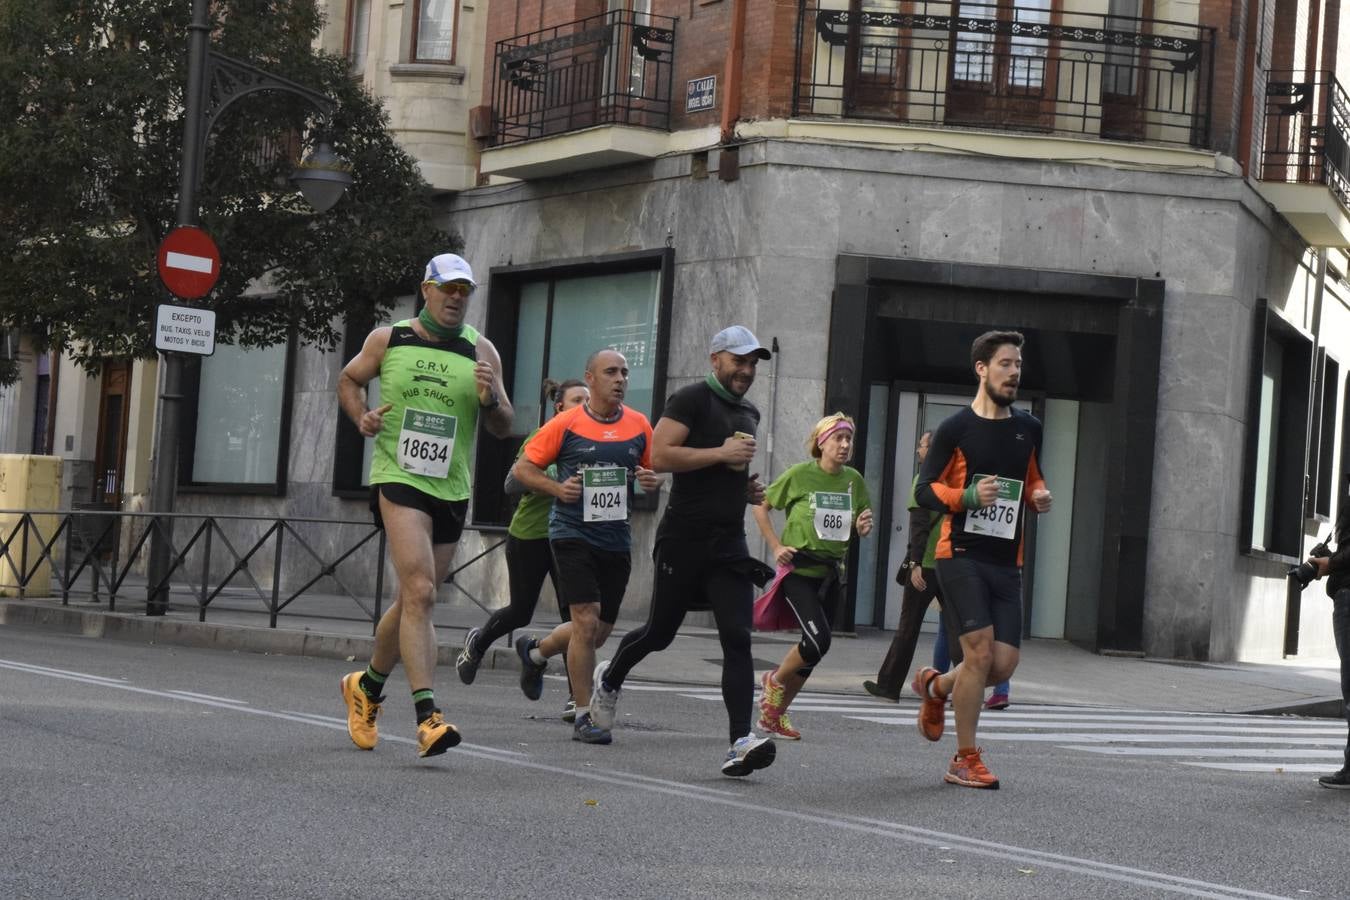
[
  {"xmin": 0, "ymin": 510, "xmax": 509, "ymax": 632},
  {"xmin": 1262, "ymin": 71, "xmax": 1350, "ymax": 210},
  {"xmin": 793, "ymin": 0, "xmax": 1215, "ymax": 149},
  {"xmin": 490, "ymin": 10, "xmax": 677, "ymax": 146}
]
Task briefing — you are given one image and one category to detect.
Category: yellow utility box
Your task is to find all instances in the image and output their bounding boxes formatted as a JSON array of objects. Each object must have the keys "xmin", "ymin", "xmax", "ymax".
[{"xmin": 0, "ymin": 454, "xmax": 63, "ymax": 597}]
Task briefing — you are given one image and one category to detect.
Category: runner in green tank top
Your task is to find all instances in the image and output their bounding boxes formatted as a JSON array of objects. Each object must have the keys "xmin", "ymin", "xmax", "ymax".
[
  {"xmin": 456, "ymin": 378, "xmax": 590, "ymax": 724},
  {"xmin": 336, "ymin": 253, "xmax": 515, "ymax": 760}
]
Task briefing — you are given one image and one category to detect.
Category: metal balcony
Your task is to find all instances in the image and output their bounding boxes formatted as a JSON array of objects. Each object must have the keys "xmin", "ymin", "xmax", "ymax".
[
  {"xmin": 490, "ymin": 11, "xmax": 676, "ymax": 147},
  {"xmin": 1258, "ymin": 71, "xmax": 1350, "ymax": 246},
  {"xmin": 792, "ymin": 0, "xmax": 1215, "ymax": 149}
]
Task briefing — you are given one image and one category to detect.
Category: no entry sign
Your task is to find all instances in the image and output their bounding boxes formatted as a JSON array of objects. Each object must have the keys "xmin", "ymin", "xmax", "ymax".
[{"xmin": 157, "ymin": 226, "xmax": 220, "ymax": 299}]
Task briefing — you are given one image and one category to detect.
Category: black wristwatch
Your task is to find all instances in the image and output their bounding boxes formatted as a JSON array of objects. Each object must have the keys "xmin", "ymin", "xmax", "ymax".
[{"xmin": 481, "ymin": 390, "xmax": 500, "ymax": 411}]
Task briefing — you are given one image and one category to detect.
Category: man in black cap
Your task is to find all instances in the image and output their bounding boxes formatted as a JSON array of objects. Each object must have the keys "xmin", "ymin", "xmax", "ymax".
[{"xmin": 590, "ymin": 325, "xmax": 778, "ymax": 777}]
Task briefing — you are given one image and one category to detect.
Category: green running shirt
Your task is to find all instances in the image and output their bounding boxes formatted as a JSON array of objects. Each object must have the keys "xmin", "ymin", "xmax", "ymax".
[
  {"xmin": 764, "ymin": 461, "xmax": 871, "ymax": 578},
  {"xmin": 508, "ymin": 428, "xmax": 552, "ymax": 541},
  {"xmin": 369, "ymin": 320, "xmax": 482, "ymax": 502}
]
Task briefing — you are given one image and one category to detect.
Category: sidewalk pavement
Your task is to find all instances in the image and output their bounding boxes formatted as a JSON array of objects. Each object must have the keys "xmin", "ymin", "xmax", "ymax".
[{"xmin": 1, "ymin": 588, "xmax": 1343, "ymax": 718}]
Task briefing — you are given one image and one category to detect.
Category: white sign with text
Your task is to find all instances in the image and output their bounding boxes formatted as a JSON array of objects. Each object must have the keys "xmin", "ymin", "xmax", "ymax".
[{"xmin": 155, "ymin": 304, "xmax": 217, "ymax": 355}]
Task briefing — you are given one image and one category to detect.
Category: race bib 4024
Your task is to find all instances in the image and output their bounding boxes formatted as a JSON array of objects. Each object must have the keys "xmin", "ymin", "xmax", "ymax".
[
  {"xmin": 583, "ymin": 467, "xmax": 628, "ymax": 522},
  {"xmin": 963, "ymin": 475, "xmax": 1022, "ymax": 540}
]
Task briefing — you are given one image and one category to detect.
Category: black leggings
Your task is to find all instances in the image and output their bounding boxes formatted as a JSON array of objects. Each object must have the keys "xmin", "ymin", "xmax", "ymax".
[
  {"xmin": 474, "ymin": 535, "xmax": 565, "ymax": 654},
  {"xmin": 605, "ymin": 538, "xmax": 755, "ymax": 744},
  {"xmin": 781, "ymin": 572, "xmax": 840, "ymax": 675}
]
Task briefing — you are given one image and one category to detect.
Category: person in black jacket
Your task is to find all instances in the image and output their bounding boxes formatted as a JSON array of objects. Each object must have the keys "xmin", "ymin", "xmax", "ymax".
[
  {"xmin": 1309, "ymin": 493, "xmax": 1350, "ymax": 789},
  {"xmin": 864, "ymin": 431, "xmax": 961, "ymax": 701}
]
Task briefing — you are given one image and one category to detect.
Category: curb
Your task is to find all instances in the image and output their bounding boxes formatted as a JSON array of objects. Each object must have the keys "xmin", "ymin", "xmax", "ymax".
[{"xmin": 0, "ymin": 600, "xmax": 557, "ymax": 676}]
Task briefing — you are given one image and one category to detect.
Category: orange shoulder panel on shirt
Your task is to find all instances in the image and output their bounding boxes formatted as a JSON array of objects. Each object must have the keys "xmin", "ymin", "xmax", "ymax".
[{"xmin": 522, "ymin": 406, "xmax": 575, "ymax": 467}]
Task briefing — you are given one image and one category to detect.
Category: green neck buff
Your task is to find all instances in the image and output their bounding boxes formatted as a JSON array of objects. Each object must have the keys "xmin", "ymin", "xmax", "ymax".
[
  {"xmin": 419, "ymin": 307, "xmax": 463, "ymax": 341},
  {"xmin": 705, "ymin": 372, "xmax": 740, "ymax": 403}
]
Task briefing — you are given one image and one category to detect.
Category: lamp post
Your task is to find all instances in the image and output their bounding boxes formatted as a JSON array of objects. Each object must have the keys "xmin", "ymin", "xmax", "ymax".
[{"xmin": 146, "ymin": 0, "xmax": 353, "ymax": 614}]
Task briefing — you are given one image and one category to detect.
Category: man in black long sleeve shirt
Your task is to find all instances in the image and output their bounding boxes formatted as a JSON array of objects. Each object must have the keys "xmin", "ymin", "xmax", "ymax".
[{"xmin": 1309, "ymin": 495, "xmax": 1350, "ymax": 789}]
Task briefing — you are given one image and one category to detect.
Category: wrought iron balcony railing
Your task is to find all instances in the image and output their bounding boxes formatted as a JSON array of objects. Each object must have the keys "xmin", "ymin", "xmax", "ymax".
[
  {"xmin": 793, "ymin": 0, "xmax": 1215, "ymax": 148},
  {"xmin": 490, "ymin": 11, "xmax": 676, "ymax": 146},
  {"xmin": 1262, "ymin": 71, "xmax": 1350, "ymax": 209}
]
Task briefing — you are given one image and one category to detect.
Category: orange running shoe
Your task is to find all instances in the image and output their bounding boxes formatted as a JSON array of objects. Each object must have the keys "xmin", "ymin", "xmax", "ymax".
[
  {"xmin": 910, "ymin": 666, "xmax": 945, "ymax": 742},
  {"xmin": 944, "ymin": 747, "xmax": 999, "ymax": 789},
  {"xmin": 340, "ymin": 671, "xmax": 381, "ymax": 750}
]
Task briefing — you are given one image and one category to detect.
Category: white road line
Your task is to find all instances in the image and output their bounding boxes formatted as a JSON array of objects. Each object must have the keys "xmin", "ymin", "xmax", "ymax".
[
  {"xmin": 1, "ymin": 659, "xmax": 128, "ymax": 684},
  {"xmin": 1181, "ymin": 763, "xmax": 1336, "ymax": 773},
  {"xmin": 923, "ymin": 731, "xmax": 1342, "ymax": 745},
  {"xmin": 834, "ymin": 709, "xmax": 1331, "ymax": 725},
  {"xmin": 0, "ymin": 657, "xmax": 1293, "ymax": 900},
  {"xmin": 169, "ymin": 690, "xmax": 244, "ymax": 704},
  {"xmin": 1067, "ymin": 746, "xmax": 1343, "ymax": 759},
  {"xmin": 842, "ymin": 717, "xmax": 1343, "ymax": 736}
]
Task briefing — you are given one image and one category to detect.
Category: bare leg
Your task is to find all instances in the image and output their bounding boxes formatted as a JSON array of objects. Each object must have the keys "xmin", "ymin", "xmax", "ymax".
[{"xmin": 565, "ymin": 602, "xmax": 602, "ymax": 707}]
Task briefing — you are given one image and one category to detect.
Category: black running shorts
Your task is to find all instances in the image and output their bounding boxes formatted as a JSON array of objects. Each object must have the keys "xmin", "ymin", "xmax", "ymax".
[
  {"xmin": 933, "ymin": 557, "xmax": 1023, "ymax": 647},
  {"xmin": 550, "ymin": 538, "xmax": 631, "ymax": 625},
  {"xmin": 369, "ymin": 483, "xmax": 468, "ymax": 545}
]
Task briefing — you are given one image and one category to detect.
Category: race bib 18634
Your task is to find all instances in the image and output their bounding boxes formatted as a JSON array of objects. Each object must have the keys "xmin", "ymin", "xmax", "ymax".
[
  {"xmin": 813, "ymin": 491, "xmax": 852, "ymax": 542},
  {"xmin": 963, "ymin": 474, "xmax": 1022, "ymax": 540},
  {"xmin": 397, "ymin": 408, "xmax": 456, "ymax": 479},
  {"xmin": 583, "ymin": 467, "xmax": 628, "ymax": 522}
]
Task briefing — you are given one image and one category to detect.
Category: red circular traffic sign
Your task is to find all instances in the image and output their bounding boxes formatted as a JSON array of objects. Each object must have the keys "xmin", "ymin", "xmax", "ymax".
[{"xmin": 157, "ymin": 226, "xmax": 221, "ymax": 300}]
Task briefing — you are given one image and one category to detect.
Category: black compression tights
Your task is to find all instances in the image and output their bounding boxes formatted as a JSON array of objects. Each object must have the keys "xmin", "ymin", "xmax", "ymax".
[{"xmin": 605, "ymin": 565, "xmax": 755, "ymax": 744}]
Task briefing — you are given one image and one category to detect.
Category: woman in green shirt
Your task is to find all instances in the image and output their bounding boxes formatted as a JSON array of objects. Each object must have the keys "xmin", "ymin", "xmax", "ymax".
[
  {"xmin": 456, "ymin": 378, "xmax": 588, "ymax": 717},
  {"xmin": 751, "ymin": 413, "xmax": 873, "ymax": 740}
]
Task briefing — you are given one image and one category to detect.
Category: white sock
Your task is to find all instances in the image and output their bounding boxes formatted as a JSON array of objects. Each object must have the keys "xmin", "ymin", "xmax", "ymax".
[
  {"xmin": 529, "ymin": 646, "xmax": 547, "ymax": 665},
  {"xmin": 574, "ymin": 705, "xmax": 591, "ymax": 718}
]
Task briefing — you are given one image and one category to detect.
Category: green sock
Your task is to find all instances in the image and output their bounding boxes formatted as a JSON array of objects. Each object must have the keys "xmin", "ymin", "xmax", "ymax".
[
  {"xmin": 358, "ymin": 665, "xmax": 388, "ymax": 699},
  {"xmin": 412, "ymin": 689, "xmax": 437, "ymax": 723}
]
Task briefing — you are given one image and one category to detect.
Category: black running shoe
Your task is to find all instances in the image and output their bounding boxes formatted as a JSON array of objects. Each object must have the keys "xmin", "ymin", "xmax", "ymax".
[
  {"xmin": 1319, "ymin": 767, "xmax": 1350, "ymax": 789},
  {"xmin": 515, "ymin": 634, "xmax": 546, "ymax": 701}
]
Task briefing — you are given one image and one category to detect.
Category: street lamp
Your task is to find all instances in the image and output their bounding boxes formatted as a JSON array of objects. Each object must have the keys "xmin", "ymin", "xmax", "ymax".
[
  {"xmin": 292, "ymin": 141, "xmax": 354, "ymax": 214},
  {"xmin": 145, "ymin": 0, "xmax": 352, "ymax": 614}
]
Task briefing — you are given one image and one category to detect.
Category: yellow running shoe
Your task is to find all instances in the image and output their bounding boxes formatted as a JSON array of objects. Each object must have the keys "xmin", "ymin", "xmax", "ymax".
[
  {"xmin": 416, "ymin": 711, "xmax": 462, "ymax": 758},
  {"xmin": 340, "ymin": 671, "xmax": 381, "ymax": 750}
]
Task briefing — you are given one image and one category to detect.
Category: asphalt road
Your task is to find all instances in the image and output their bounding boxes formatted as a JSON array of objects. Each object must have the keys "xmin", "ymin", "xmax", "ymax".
[{"xmin": 0, "ymin": 626, "xmax": 1344, "ymax": 899}]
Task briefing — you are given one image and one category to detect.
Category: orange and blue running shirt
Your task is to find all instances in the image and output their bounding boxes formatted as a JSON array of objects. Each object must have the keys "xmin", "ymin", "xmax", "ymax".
[
  {"xmin": 522, "ymin": 403, "xmax": 653, "ymax": 552},
  {"xmin": 914, "ymin": 406, "xmax": 1046, "ymax": 567}
]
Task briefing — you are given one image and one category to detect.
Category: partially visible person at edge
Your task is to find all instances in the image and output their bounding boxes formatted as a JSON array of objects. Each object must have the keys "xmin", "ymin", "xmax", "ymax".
[
  {"xmin": 1308, "ymin": 488, "xmax": 1350, "ymax": 789},
  {"xmin": 910, "ymin": 330, "xmax": 1052, "ymax": 790},
  {"xmin": 336, "ymin": 253, "xmax": 514, "ymax": 758},
  {"xmin": 864, "ymin": 430, "xmax": 954, "ymax": 702},
  {"xmin": 455, "ymin": 377, "xmax": 589, "ymax": 723},
  {"xmin": 509, "ymin": 349, "xmax": 660, "ymax": 745},
  {"xmin": 589, "ymin": 325, "xmax": 779, "ymax": 777},
  {"xmin": 752, "ymin": 413, "xmax": 873, "ymax": 740}
]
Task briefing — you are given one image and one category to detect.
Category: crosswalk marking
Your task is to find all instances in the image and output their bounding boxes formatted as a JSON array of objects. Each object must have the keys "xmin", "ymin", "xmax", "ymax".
[{"xmin": 675, "ymin": 685, "xmax": 1346, "ymax": 776}]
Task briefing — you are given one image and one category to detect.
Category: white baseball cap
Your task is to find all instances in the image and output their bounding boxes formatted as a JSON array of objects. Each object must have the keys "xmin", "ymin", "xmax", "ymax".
[
  {"xmin": 424, "ymin": 253, "xmax": 477, "ymax": 287},
  {"xmin": 709, "ymin": 325, "xmax": 771, "ymax": 360}
]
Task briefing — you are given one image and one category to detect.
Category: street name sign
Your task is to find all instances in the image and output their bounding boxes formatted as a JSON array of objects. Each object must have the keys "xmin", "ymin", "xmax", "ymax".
[
  {"xmin": 155, "ymin": 304, "xmax": 216, "ymax": 356},
  {"xmin": 157, "ymin": 226, "xmax": 221, "ymax": 299}
]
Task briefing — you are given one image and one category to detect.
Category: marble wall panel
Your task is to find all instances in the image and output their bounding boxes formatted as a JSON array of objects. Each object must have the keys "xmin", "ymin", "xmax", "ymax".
[
  {"xmin": 917, "ymin": 179, "xmax": 1004, "ymax": 263},
  {"xmin": 998, "ymin": 184, "xmax": 1087, "ymax": 272},
  {"xmin": 672, "ymin": 173, "xmax": 760, "ymax": 262},
  {"xmin": 834, "ymin": 174, "xmax": 923, "ymax": 259},
  {"xmin": 666, "ymin": 258, "xmax": 761, "ymax": 380},
  {"xmin": 752, "ymin": 256, "xmax": 835, "ymax": 385},
  {"xmin": 1155, "ymin": 292, "xmax": 1250, "ymax": 418},
  {"xmin": 1080, "ymin": 190, "xmax": 1166, "ymax": 277},
  {"xmin": 1148, "ymin": 408, "xmax": 1243, "ymax": 536},
  {"xmin": 752, "ymin": 166, "xmax": 843, "ymax": 261},
  {"xmin": 1141, "ymin": 526, "xmax": 1220, "ymax": 659},
  {"xmin": 1158, "ymin": 198, "xmax": 1239, "ymax": 296},
  {"xmin": 286, "ymin": 390, "xmax": 339, "ymax": 486}
]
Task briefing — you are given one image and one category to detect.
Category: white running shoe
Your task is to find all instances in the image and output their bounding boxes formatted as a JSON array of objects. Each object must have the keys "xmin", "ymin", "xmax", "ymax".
[
  {"xmin": 721, "ymin": 733, "xmax": 777, "ymax": 777},
  {"xmin": 590, "ymin": 660, "xmax": 620, "ymax": 730}
]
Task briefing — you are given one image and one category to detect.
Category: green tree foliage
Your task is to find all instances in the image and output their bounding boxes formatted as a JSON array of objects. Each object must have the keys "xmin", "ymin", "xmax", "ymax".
[{"xmin": 0, "ymin": 0, "xmax": 457, "ymax": 385}]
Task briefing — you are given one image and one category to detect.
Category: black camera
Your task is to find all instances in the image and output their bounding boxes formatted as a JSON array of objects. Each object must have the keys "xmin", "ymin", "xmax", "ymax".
[{"xmin": 1288, "ymin": 539, "xmax": 1331, "ymax": 590}]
